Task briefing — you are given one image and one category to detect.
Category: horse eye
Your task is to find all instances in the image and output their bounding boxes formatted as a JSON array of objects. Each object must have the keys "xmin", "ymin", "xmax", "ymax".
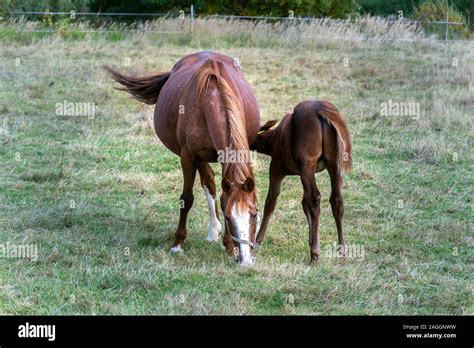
[{"xmin": 249, "ymin": 214, "xmax": 258, "ymax": 224}]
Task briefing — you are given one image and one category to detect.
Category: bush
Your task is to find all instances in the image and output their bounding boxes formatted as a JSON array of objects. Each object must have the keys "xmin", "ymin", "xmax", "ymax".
[
  {"xmin": 413, "ymin": 0, "xmax": 469, "ymax": 36},
  {"xmin": 2, "ymin": 0, "xmax": 90, "ymax": 13},
  {"xmin": 356, "ymin": 0, "xmax": 423, "ymax": 17},
  {"xmin": 414, "ymin": 0, "xmax": 465, "ymax": 22}
]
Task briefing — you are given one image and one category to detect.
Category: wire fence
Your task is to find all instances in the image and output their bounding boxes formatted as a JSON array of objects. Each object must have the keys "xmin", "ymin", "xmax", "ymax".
[{"xmin": 4, "ymin": 5, "xmax": 470, "ymax": 42}]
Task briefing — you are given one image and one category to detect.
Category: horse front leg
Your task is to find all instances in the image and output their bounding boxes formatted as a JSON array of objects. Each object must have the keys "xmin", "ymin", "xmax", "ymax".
[
  {"xmin": 198, "ymin": 162, "xmax": 222, "ymax": 242},
  {"xmin": 170, "ymin": 147, "xmax": 197, "ymax": 252},
  {"xmin": 300, "ymin": 165, "xmax": 321, "ymax": 263}
]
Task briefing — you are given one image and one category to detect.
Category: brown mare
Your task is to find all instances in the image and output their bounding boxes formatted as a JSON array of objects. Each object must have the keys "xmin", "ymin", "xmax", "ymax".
[
  {"xmin": 106, "ymin": 51, "xmax": 260, "ymax": 266},
  {"xmin": 251, "ymin": 100, "xmax": 352, "ymax": 262}
]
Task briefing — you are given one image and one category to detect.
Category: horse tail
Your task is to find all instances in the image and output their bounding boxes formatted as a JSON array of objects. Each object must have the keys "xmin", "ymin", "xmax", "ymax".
[
  {"xmin": 104, "ymin": 65, "xmax": 170, "ymax": 105},
  {"xmin": 316, "ymin": 100, "xmax": 352, "ymax": 174}
]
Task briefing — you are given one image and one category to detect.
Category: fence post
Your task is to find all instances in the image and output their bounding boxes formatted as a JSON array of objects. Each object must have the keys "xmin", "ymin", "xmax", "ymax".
[
  {"xmin": 468, "ymin": 11, "xmax": 471, "ymax": 32},
  {"xmin": 190, "ymin": 4, "xmax": 194, "ymax": 44},
  {"xmin": 445, "ymin": 0, "xmax": 449, "ymax": 41}
]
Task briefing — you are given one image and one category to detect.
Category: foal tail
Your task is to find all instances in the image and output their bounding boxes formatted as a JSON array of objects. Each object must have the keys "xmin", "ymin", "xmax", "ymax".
[
  {"xmin": 104, "ymin": 66, "xmax": 170, "ymax": 105},
  {"xmin": 316, "ymin": 100, "xmax": 352, "ymax": 174}
]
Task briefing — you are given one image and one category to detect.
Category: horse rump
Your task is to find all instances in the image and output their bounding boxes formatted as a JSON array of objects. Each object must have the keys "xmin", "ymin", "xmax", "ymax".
[{"xmin": 315, "ymin": 100, "xmax": 352, "ymax": 174}]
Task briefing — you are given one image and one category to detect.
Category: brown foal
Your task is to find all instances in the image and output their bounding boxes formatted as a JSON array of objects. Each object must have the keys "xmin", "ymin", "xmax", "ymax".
[{"xmin": 251, "ymin": 100, "xmax": 352, "ymax": 262}]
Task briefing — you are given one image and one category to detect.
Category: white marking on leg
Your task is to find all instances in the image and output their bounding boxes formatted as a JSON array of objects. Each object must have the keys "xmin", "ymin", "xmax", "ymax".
[
  {"xmin": 231, "ymin": 204, "xmax": 254, "ymax": 267},
  {"xmin": 203, "ymin": 186, "xmax": 222, "ymax": 242},
  {"xmin": 170, "ymin": 244, "xmax": 183, "ymax": 253}
]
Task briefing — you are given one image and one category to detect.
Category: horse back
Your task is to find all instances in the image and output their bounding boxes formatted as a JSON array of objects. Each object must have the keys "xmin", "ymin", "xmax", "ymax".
[
  {"xmin": 288, "ymin": 101, "xmax": 325, "ymax": 169},
  {"xmin": 155, "ymin": 51, "xmax": 259, "ymax": 161}
]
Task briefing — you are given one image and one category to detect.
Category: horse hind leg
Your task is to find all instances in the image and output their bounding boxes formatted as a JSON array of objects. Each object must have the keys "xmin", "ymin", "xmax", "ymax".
[
  {"xmin": 322, "ymin": 117, "xmax": 347, "ymax": 258},
  {"xmin": 198, "ymin": 162, "xmax": 222, "ymax": 242},
  {"xmin": 170, "ymin": 147, "xmax": 197, "ymax": 252},
  {"xmin": 300, "ymin": 164, "xmax": 322, "ymax": 263},
  {"xmin": 327, "ymin": 163, "xmax": 346, "ymax": 258}
]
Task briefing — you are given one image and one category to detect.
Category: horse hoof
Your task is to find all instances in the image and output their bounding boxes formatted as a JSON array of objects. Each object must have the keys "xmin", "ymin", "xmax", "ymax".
[
  {"xmin": 206, "ymin": 221, "xmax": 222, "ymax": 242},
  {"xmin": 170, "ymin": 244, "xmax": 183, "ymax": 253}
]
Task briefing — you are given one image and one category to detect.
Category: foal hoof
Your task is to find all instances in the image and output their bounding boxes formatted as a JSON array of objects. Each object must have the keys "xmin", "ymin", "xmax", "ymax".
[
  {"xmin": 337, "ymin": 244, "xmax": 347, "ymax": 259},
  {"xmin": 169, "ymin": 244, "xmax": 183, "ymax": 253},
  {"xmin": 309, "ymin": 253, "xmax": 320, "ymax": 264}
]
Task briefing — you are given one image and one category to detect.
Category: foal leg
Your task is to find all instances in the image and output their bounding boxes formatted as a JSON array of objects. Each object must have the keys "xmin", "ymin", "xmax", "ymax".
[
  {"xmin": 300, "ymin": 166, "xmax": 322, "ymax": 263},
  {"xmin": 170, "ymin": 147, "xmax": 197, "ymax": 252},
  {"xmin": 197, "ymin": 162, "xmax": 222, "ymax": 242},
  {"xmin": 256, "ymin": 161, "xmax": 285, "ymax": 245},
  {"xmin": 327, "ymin": 165, "xmax": 346, "ymax": 257}
]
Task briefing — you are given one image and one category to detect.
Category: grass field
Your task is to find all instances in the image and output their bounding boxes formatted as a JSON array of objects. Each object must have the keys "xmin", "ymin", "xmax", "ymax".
[{"xmin": 0, "ymin": 18, "xmax": 473, "ymax": 314}]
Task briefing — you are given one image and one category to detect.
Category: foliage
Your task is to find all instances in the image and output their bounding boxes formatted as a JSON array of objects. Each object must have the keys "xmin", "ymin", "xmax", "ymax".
[
  {"xmin": 2, "ymin": 0, "xmax": 90, "ymax": 12},
  {"xmin": 3, "ymin": 0, "xmax": 360, "ymax": 18},
  {"xmin": 414, "ymin": 0, "xmax": 466, "ymax": 22},
  {"xmin": 414, "ymin": 0, "xmax": 469, "ymax": 36},
  {"xmin": 356, "ymin": 0, "xmax": 423, "ymax": 16}
]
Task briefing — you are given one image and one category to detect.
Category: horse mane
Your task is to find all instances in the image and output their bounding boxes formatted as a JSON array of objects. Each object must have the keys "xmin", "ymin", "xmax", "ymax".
[{"xmin": 194, "ymin": 59, "xmax": 253, "ymax": 184}]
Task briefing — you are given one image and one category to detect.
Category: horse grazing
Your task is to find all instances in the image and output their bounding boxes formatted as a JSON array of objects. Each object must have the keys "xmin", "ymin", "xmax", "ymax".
[
  {"xmin": 251, "ymin": 100, "xmax": 352, "ymax": 263},
  {"xmin": 105, "ymin": 51, "xmax": 260, "ymax": 266}
]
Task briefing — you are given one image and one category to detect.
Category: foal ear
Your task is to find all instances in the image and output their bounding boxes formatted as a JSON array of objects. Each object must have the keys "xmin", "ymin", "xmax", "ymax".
[
  {"xmin": 242, "ymin": 177, "xmax": 255, "ymax": 193},
  {"xmin": 222, "ymin": 178, "xmax": 232, "ymax": 194},
  {"xmin": 258, "ymin": 119, "xmax": 278, "ymax": 133}
]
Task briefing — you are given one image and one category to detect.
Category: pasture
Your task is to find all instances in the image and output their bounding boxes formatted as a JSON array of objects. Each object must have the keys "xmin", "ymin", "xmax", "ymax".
[{"xmin": 0, "ymin": 18, "xmax": 472, "ymax": 314}]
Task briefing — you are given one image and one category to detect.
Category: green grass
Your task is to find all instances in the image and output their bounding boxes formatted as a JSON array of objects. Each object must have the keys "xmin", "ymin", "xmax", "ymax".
[{"xmin": 0, "ymin": 19, "xmax": 473, "ymax": 315}]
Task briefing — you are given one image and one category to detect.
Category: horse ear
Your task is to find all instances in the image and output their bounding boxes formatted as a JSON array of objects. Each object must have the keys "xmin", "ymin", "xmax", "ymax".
[
  {"xmin": 242, "ymin": 177, "xmax": 255, "ymax": 193},
  {"xmin": 222, "ymin": 178, "xmax": 232, "ymax": 194},
  {"xmin": 259, "ymin": 119, "xmax": 278, "ymax": 133}
]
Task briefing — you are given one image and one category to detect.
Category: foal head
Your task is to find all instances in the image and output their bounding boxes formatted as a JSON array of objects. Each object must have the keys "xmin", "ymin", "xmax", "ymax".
[
  {"xmin": 221, "ymin": 166, "xmax": 258, "ymax": 267},
  {"xmin": 250, "ymin": 119, "xmax": 278, "ymax": 155}
]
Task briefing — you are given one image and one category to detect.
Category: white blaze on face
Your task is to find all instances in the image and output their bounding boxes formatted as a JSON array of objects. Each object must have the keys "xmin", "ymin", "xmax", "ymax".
[
  {"xmin": 203, "ymin": 186, "xmax": 222, "ymax": 242},
  {"xmin": 231, "ymin": 204, "xmax": 254, "ymax": 267},
  {"xmin": 256, "ymin": 213, "xmax": 261, "ymax": 232}
]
